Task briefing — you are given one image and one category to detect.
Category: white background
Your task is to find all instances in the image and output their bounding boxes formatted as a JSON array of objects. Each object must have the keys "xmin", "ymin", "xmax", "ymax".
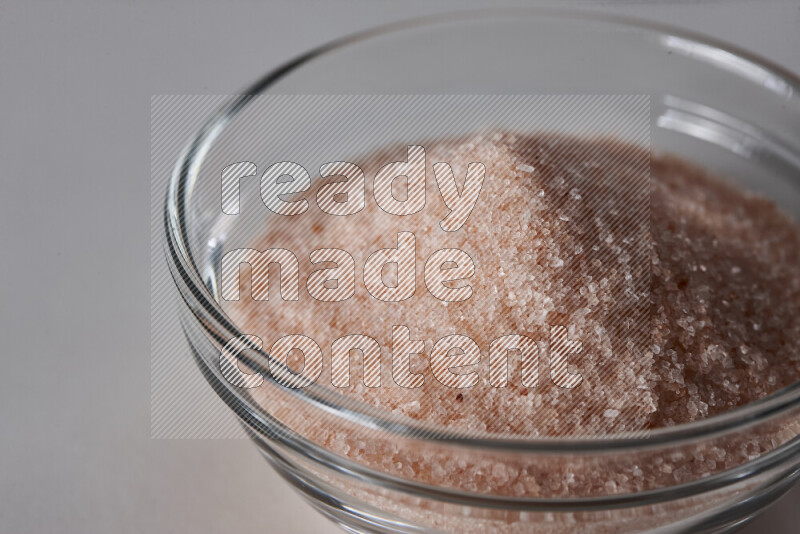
[{"xmin": 1, "ymin": 1, "xmax": 799, "ymax": 533}]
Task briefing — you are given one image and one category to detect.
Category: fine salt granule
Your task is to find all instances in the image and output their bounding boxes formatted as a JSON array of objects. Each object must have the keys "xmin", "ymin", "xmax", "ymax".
[{"xmin": 224, "ymin": 132, "xmax": 800, "ymax": 503}]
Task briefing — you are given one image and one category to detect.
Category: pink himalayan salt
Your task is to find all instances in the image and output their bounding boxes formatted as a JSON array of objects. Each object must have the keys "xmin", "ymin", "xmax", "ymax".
[{"xmin": 224, "ymin": 133, "xmax": 800, "ymax": 502}]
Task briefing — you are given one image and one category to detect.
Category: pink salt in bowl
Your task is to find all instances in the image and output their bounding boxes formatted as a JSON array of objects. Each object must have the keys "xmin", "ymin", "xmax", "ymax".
[{"xmin": 165, "ymin": 9, "xmax": 800, "ymax": 533}]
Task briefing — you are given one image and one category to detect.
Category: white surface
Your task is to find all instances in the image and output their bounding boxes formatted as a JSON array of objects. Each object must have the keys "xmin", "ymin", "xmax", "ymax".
[{"xmin": 1, "ymin": 1, "xmax": 799, "ymax": 533}]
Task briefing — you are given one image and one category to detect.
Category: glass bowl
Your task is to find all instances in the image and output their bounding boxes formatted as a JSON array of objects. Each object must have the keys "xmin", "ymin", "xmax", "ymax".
[{"xmin": 165, "ymin": 9, "xmax": 800, "ymax": 533}]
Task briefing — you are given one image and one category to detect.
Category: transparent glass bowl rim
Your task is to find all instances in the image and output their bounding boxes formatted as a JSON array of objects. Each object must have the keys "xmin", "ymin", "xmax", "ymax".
[{"xmin": 165, "ymin": 7, "xmax": 800, "ymax": 456}]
